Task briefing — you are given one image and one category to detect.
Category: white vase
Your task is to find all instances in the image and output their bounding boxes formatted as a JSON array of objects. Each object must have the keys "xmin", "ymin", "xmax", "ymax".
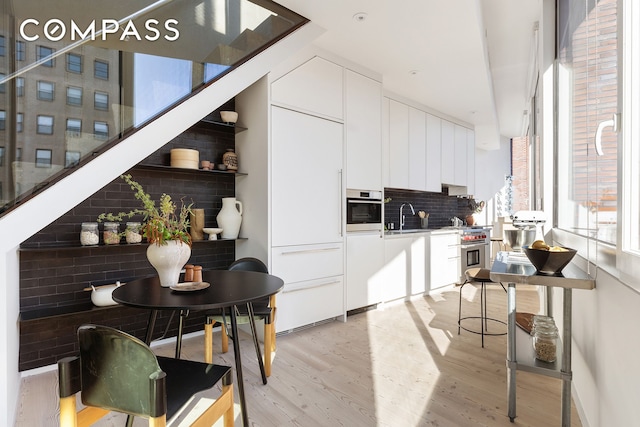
[
  {"xmin": 146, "ymin": 240, "xmax": 192, "ymax": 287},
  {"xmin": 216, "ymin": 197, "xmax": 243, "ymax": 239}
]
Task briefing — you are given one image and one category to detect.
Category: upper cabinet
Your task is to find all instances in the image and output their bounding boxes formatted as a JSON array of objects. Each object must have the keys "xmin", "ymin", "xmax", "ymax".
[
  {"xmin": 345, "ymin": 70, "xmax": 382, "ymax": 191},
  {"xmin": 440, "ymin": 120, "xmax": 455, "ymax": 185},
  {"xmin": 425, "ymin": 113, "xmax": 442, "ymax": 192},
  {"xmin": 271, "ymin": 56, "xmax": 344, "ymax": 120},
  {"xmin": 408, "ymin": 107, "xmax": 426, "ymax": 191},
  {"xmin": 388, "ymin": 99, "xmax": 410, "ymax": 189},
  {"xmin": 466, "ymin": 128, "xmax": 476, "ymax": 196}
]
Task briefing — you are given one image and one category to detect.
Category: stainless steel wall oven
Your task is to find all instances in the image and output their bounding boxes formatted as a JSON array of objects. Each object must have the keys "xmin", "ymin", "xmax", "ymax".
[{"xmin": 346, "ymin": 189, "xmax": 383, "ymax": 232}]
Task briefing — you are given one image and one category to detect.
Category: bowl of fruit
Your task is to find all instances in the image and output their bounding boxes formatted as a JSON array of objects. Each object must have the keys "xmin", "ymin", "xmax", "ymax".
[{"xmin": 523, "ymin": 240, "xmax": 577, "ymax": 275}]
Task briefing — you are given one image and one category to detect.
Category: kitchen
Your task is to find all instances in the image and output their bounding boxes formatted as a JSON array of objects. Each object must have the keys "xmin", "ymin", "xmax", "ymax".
[{"xmin": 2, "ymin": 1, "xmax": 640, "ymax": 426}]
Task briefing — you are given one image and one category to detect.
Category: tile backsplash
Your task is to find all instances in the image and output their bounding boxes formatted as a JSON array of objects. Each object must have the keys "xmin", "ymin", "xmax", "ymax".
[{"xmin": 384, "ymin": 188, "xmax": 476, "ymax": 230}]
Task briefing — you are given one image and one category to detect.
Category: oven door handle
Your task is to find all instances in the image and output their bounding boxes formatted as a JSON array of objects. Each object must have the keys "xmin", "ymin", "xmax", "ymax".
[{"xmin": 347, "ymin": 199, "xmax": 383, "ymax": 204}]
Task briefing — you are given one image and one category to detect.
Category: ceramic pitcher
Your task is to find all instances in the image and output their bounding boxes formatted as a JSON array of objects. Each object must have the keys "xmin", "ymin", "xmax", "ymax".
[{"xmin": 217, "ymin": 197, "xmax": 243, "ymax": 239}]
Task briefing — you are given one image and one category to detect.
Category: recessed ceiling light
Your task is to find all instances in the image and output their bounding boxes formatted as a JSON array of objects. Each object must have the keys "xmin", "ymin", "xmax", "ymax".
[
  {"xmin": 409, "ymin": 70, "xmax": 420, "ymax": 75},
  {"xmin": 353, "ymin": 12, "xmax": 368, "ymax": 22}
]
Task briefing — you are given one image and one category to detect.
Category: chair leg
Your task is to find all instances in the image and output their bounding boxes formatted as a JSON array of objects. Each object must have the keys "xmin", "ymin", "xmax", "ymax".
[
  {"xmin": 457, "ymin": 279, "xmax": 469, "ymax": 335},
  {"xmin": 247, "ymin": 302, "xmax": 267, "ymax": 384},
  {"xmin": 264, "ymin": 321, "xmax": 273, "ymax": 377},
  {"xmin": 480, "ymin": 283, "xmax": 485, "ymax": 348},
  {"xmin": 221, "ymin": 322, "xmax": 229, "ymax": 353},
  {"xmin": 204, "ymin": 319, "xmax": 213, "ymax": 364}
]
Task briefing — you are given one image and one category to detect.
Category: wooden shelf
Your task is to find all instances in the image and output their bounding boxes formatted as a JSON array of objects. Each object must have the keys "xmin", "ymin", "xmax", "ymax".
[
  {"xmin": 19, "ymin": 238, "xmax": 246, "ymax": 252},
  {"xmin": 199, "ymin": 119, "xmax": 247, "ymax": 133},
  {"xmin": 133, "ymin": 163, "xmax": 247, "ymax": 176}
]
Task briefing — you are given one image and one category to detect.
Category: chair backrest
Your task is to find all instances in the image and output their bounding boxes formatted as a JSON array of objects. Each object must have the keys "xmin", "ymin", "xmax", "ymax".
[
  {"xmin": 77, "ymin": 324, "xmax": 166, "ymax": 418},
  {"xmin": 228, "ymin": 257, "xmax": 269, "ymax": 273}
]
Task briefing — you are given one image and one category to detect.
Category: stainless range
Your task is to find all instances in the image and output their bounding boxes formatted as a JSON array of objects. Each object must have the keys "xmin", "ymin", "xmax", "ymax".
[{"xmin": 459, "ymin": 227, "xmax": 491, "ymax": 282}]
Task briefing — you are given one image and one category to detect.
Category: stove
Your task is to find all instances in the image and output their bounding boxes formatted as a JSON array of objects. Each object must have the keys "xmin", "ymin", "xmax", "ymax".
[{"xmin": 458, "ymin": 226, "xmax": 491, "ymax": 283}]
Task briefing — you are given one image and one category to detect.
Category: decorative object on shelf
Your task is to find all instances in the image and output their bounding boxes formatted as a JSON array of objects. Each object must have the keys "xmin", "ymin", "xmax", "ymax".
[
  {"xmin": 103, "ymin": 222, "xmax": 121, "ymax": 245},
  {"xmin": 190, "ymin": 208, "xmax": 205, "ymax": 241},
  {"xmin": 418, "ymin": 211, "xmax": 429, "ymax": 229},
  {"xmin": 217, "ymin": 163, "xmax": 227, "ymax": 171},
  {"xmin": 222, "ymin": 148, "xmax": 238, "ymax": 171},
  {"xmin": 170, "ymin": 148, "xmax": 199, "ymax": 169},
  {"xmin": 203, "ymin": 227, "xmax": 223, "ymax": 240},
  {"xmin": 125, "ymin": 222, "xmax": 142, "ymax": 244},
  {"xmin": 220, "ymin": 110, "xmax": 238, "ymax": 124},
  {"xmin": 184, "ymin": 264, "xmax": 194, "ymax": 281},
  {"xmin": 533, "ymin": 321, "xmax": 558, "ymax": 362},
  {"xmin": 89, "ymin": 281, "xmax": 122, "ymax": 306},
  {"xmin": 216, "ymin": 197, "xmax": 243, "ymax": 239},
  {"xmin": 97, "ymin": 174, "xmax": 193, "ymax": 287},
  {"xmin": 201, "ymin": 160, "xmax": 211, "ymax": 170},
  {"xmin": 80, "ymin": 222, "xmax": 99, "ymax": 246},
  {"xmin": 466, "ymin": 215, "xmax": 475, "ymax": 226}
]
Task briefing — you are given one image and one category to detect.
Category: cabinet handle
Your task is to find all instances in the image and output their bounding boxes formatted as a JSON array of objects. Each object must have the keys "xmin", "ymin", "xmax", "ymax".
[
  {"xmin": 594, "ymin": 113, "xmax": 619, "ymax": 156},
  {"xmin": 280, "ymin": 247, "xmax": 341, "ymax": 255},
  {"xmin": 339, "ymin": 169, "xmax": 344, "ymax": 237},
  {"xmin": 283, "ymin": 278, "xmax": 342, "ymax": 293}
]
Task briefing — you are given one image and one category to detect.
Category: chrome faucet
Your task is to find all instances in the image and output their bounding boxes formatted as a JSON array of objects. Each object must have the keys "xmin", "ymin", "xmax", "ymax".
[{"xmin": 399, "ymin": 203, "xmax": 415, "ymax": 231}]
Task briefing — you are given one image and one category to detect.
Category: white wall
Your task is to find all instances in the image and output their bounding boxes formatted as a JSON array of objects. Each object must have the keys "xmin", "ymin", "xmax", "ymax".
[{"xmin": 473, "ymin": 135, "xmax": 511, "ymax": 203}]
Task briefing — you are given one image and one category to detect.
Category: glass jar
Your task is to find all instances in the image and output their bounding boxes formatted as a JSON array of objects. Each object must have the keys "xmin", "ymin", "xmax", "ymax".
[
  {"xmin": 125, "ymin": 222, "xmax": 143, "ymax": 244},
  {"xmin": 531, "ymin": 314, "xmax": 556, "ymax": 335},
  {"xmin": 103, "ymin": 222, "xmax": 120, "ymax": 245},
  {"xmin": 533, "ymin": 323, "xmax": 559, "ymax": 362},
  {"xmin": 80, "ymin": 222, "xmax": 99, "ymax": 246}
]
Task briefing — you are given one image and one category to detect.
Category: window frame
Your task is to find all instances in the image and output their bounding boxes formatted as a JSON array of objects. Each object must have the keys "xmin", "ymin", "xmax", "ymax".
[
  {"xmin": 66, "ymin": 86, "xmax": 83, "ymax": 106},
  {"xmin": 35, "ymin": 149, "xmax": 52, "ymax": 168},
  {"xmin": 36, "ymin": 115, "xmax": 54, "ymax": 135},
  {"xmin": 94, "ymin": 60, "xmax": 109, "ymax": 80},
  {"xmin": 16, "ymin": 41, "xmax": 25, "ymax": 61},
  {"xmin": 36, "ymin": 45, "xmax": 55, "ymax": 67},
  {"xmin": 37, "ymin": 81, "xmax": 55, "ymax": 101},
  {"xmin": 66, "ymin": 118, "xmax": 82, "ymax": 137},
  {"xmin": 66, "ymin": 53, "xmax": 83, "ymax": 73},
  {"xmin": 94, "ymin": 91, "xmax": 109, "ymax": 111},
  {"xmin": 93, "ymin": 121, "xmax": 108, "ymax": 139}
]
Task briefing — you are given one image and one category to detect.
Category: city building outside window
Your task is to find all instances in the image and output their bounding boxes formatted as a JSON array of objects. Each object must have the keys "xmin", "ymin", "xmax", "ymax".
[
  {"xmin": 0, "ymin": 147, "xmax": 4, "ymax": 166},
  {"xmin": 94, "ymin": 121, "xmax": 108, "ymax": 139},
  {"xmin": 66, "ymin": 118, "xmax": 81, "ymax": 137},
  {"xmin": 35, "ymin": 149, "xmax": 52, "ymax": 168},
  {"xmin": 94, "ymin": 60, "xmax": 109, "ymax": 80},
  {"xmin": 94, "ymin": 91, "xmax": 108, "ymax": 110},
  {"xmin": 0, "ymin": 74, "xmax": 5, "ymax": 93},
  {"xmin": 16, "ymin": 77, "xmax": 24, "ymax": 97},
  {"xmin": 66, "ymin": 86, "xmax": 82, "ymax": 106},
  {"xmin": 16, "ymin": 41, "xmax": 25, "ymax": 61},
  {"xmin": 17, "ymin": 113, "xmax": 23, "ymax": 133},
  {"xmin": 36, "ymin": 115, "xmax": 54, "ymax": 134},
  {"xmin": 0, "ymin": 36, "xmax": 5, "ymax": 57},
  {"xmin": 16, "ymin": 147, "xmax": 21, "ymax": 161},
  {"xmin": 0, "ymin": 111, "xmax": 5, "ymax": 131},
  {"xmin": 36, "ymin": 45, "xmax": 55, "ymax": 67},
  {"xmin": 65, "ymin": 151, "xmax": 80, "ymax": 167},
  {"xmin": 37, "ymin": 81, "xmax": 55, "ymax": 101},
  {"xmin": 66, "ymin": 53, "xmax": 82, "ymax": 73}
]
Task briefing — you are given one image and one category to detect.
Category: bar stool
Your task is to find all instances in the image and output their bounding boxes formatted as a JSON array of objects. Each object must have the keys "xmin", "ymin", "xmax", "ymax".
[{"xmin": 458, "ymin": 267, "xmax": 507, "ymax": 347}]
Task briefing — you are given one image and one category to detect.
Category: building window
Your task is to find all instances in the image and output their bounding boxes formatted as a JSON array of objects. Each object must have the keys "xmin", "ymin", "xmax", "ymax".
[
  {"xmin": 36, "ymin": 45, "xmax": 55, "ymax": 67},
  {"xmin": 66, "ymin": 118, "xmax": 81, "ymax": 137},
  {"xmin": 94, "ymin": 121, "xmax": 108, "ymax": 139},
  {"xmin": 0, "ymin": 147, "xmax": 4, "ymax": 166},
  {"xmin": 0, "ymin": 36, "xmax": 5, "ymax": 57},
  {"xmin": 16, "ymin": 41, "xmax": 25, "ymax": 61},
  {"xmin": 16, "ymin": 147, "xmax": 22, "ymax": 161},
  {"xmin": 94, "ymin": 60, "xmax": 109, "ymax": 80},
  {"xmin": 0, "ymin": 74, "xmax": 4, "ymax": 93},
  {"xmin": 37, "ymin": 115, "xmax": 54, "ymax": 134},
  {"xmin": 0, "ymin": 111, "xmax": 5, "ymax": 130},
  {"xmin": 94, "ymin": 91, "xmax": 108, "ymax": 111},
  {"xmin": 35, "ymin": 149, "xmax": 52, "ymax": 168},
  {"xmin": 37, "ymin": 81, "xmax": 55, "ymax": 101},
  {"xmin": 65, "ymin": 151, "xmax": 80, "ymax": 167},
  {"xmin": 66, "ymin": 86, "xmax": 82, "ymax": 106},
  {"xmin": 66, "ymin": 53, "xmax": 82, "ymax": 73},
  {"xmin": 16, "ymin": 77, "xmax": 24, "ymax": 97},
  {"xmin": 17, "ymin": 113, "xmax": 23, "ymax": 133}
]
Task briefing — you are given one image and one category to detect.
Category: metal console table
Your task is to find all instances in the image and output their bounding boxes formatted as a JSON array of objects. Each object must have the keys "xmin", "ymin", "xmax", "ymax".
[{"xmin": 490, "ymin": 251, "xmax": 595, "ymax": 426}]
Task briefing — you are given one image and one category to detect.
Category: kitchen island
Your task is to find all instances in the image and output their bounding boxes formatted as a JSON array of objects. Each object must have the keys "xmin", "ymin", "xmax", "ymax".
[{"xmin": 490, "ymin": 251, "xmax": 596, "ymax": 426}]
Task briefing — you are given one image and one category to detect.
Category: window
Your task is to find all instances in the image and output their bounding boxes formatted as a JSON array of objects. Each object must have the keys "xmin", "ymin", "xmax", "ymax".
[
  {"xmin": 65, "ymin": 151, "xmax": 80, "ymax": 167},
  {"xmin": 16, "ymin": 147, "xmax": 22, "ymax": 161},
  {"xmin": 37, "ymin": 115, "xmax": 54, "ymax": 134},
  {"xmin": 16, "ymin": 77, "xmax": 24, "ymax": 97},
  {"xmin": 0, "ymin": 111, "xmax": 5, "ymax": 130},
  {"xmin": 0, "ymin": 147, "xmax": 4, "ymax": 166},
  {"xmin": 16, "ymin": 41, "xmax": 25, "ymax": 61},
  {"xmin": 37, "ymin": 81, "xmax": 55, "ymax": 101},
  {"xmin": 66, "ymin": 86, "xmax": 82, "ymax": 106},
  {"xmin": 66, "ymin": 53, "xmax": 82, "ymax": 73},
  {"xmin": 94, "ymin": 121, "xmax": 108, "ymax": 139},
  {"xmin": 94, "ymin": 60, "xmax": 109, "ymax": 80},
  {"xmin": 17, "ymin": 113, "xmax": 23, "ymax": 133},
  {"xmin": 35, "ymin": 149, "xmax": 52, "ymax": 168},
  {"xmin": 0, "ymin": 74, "xmax": 4, "ymax": 93},
  {"xmin": 0, "ymin": 36, "xmax": 5, "ymax": 57},
  {"xmin": 66, "ymin": 118, "xmax": 81, "ymax": 137},
  {"xmin": 94, "ymin": 91, "xmax": 108, "ymax": 110},
  {"xmin": 36, "ymin": 46, "xmax": 55, "ymax": 67}
]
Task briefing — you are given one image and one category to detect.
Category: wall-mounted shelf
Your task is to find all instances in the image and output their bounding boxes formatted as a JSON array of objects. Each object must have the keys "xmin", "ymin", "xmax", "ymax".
[
  {"xmin": 199, "ymin": 119, "xmax": 247, "ymax": 133},
  {"xmin": 133, "ymin": 164, "xmax": 247, "ymax": 176},
  {"xmin": 19, "ymin": 238, "xmax": 247, "ymax": 252}
]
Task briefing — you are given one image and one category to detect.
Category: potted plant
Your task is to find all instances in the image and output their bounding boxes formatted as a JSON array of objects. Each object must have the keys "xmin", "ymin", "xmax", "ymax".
[
  {"xmin": 466, "ymin": 198, "xmax": 485, "ymax": 226},
  {"xmin": 98, "ymin": 174, "xmax": 193, "ymax": 287}
]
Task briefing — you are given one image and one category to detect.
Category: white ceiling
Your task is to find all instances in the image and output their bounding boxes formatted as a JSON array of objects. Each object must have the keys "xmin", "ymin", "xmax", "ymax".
[{"xmin": 276, "ymin": 0, "xmax": 542, "ymax": 150}]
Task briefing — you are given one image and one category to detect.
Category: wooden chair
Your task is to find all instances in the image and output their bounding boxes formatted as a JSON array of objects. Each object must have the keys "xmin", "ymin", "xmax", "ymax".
[
  {"xmin": 204, "ymin": 257, "xmax": 276, "ymax": 383},
  {"xmin": 58, "ymin": 324, "xmax": 234, "ymax": 427},
  {"xmin": 458, "ymin": 267, "xmax": 507, "ymax": 347}
]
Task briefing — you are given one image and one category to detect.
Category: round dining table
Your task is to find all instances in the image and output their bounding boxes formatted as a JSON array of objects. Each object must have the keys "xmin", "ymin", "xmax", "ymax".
[{"xmin": 112, "ymin": 269, "xmax": 284, "ymax": 427}]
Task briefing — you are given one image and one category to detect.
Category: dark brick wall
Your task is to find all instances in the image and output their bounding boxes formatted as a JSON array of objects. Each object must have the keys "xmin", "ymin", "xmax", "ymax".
[
  {"xmin": 18, "ymin": 103, "xmax": 240, "ymax": 371},
  {"xmin": 384, "ymin": 188, "xmax": 477, "ymax": 229}
]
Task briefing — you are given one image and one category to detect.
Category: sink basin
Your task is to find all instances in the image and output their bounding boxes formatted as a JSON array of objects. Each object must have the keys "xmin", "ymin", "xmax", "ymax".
[{"xmin": 387, "ymin": 229, "xmax": 424, "ymax": 234}]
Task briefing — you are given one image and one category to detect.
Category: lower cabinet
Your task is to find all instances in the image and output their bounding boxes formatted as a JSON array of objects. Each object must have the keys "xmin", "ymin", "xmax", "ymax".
[
  {"xmin": 271, "ymin": 243, "xmax": 344, "ymax": 332},
  {"xmin": 428, "ymin": 231, "xmax": 461, "ymax": 290},
  {"xmin": 380, "ymin": 234, "xmax": 428, "ymax": 303},
  {"xmin": 346, "ymin": 232, "xmax": 385, "ymax": 311}
]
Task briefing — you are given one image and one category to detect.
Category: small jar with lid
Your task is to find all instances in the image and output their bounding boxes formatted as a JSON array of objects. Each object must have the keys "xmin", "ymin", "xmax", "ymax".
[
  {"xmin": 531, "ymin": 315, "xmax": 556, "ymax": 335},
  {"xmin": 80, "ymin": 222, "xmax": 99, "ymax": 246},
  {"xmin": 103, "ymin": 222, "xmax": 121, "ymax": 245},
  {"xmin": 533, "ymin": 323, "xmax": 559, "ymax": 362},
  {"xmin": 125, "ymin": 222, "xmax": 143, "ymax": 244}
]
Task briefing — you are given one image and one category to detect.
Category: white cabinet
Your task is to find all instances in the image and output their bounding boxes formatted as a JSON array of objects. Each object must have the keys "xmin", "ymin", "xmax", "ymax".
[
  {"xmin": 428, "ymin": 232, "xmax": 461, "ymax": 291},
  {"xmin": 453, "ymin": 124, "xmax": 468, "ymax": 186},
  {"xmin": 425, "ymin": 113, "xmax": 442, "ymax": 192},
  {"xmin": 381, "ymin": 234, "xmax": 428, "ymax": 302},
  {"xmin": 346, "ymin": 232, "xmax": 385, "ymax": 310},
  {"xmin": 466, "ymin": 128, "xmax": 476, "ymax": 196},
  {"xmin": 271, "ymin": 106, "xmax": 343, "ymax": 247},
  {"xmin": 271, "ymin": 56, "xmax": 343, "ymax": 120},
  {"xmin": 408, "ymin": 107, "xmax": 426, "ymax": 191},
  {"xmin": 440, "ymin": 120, "xmax": 455, "ymax": 185},
  {"xmin": 345, "ymin": 70, "xmax": 382, "ymax": 191},
  {"xmin": 388, "ymin": 99, "xmax": 409, "ymax": 189}
]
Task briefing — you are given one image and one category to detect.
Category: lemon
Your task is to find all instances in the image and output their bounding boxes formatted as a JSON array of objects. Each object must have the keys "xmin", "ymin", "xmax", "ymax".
[{"xmin": 531, "ymin": 240, "xmax": 550, "ymax": 250}]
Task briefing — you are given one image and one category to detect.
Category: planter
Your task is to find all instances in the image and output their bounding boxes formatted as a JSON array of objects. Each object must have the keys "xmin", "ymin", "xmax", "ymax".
[{"xmin": 146, "ymin": 240, "xmax": 192, "ymax": 287}]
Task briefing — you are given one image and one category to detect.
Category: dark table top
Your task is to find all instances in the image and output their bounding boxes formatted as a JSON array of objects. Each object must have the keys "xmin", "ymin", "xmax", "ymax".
[{"xmin": 112, "ymin": 269, "xmax": 284, "ymax": 311}]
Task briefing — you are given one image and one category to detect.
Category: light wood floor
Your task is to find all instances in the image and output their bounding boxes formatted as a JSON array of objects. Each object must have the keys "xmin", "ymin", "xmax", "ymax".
[{"xmin": 16, "ymin": 284, "xmax": 581, "ymax": 426}]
